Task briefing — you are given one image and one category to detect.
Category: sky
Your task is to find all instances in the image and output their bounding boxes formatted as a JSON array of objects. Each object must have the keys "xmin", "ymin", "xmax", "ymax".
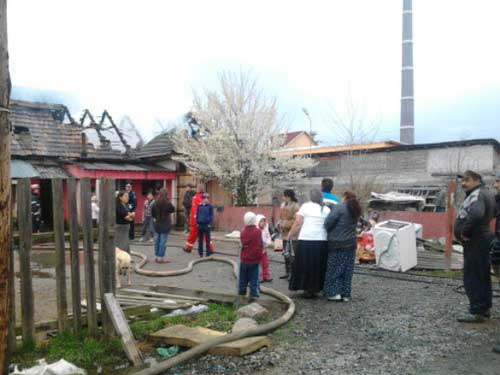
[{"xmin": 7, "ymin": 0, "xmax": 500, "ymax": 144}]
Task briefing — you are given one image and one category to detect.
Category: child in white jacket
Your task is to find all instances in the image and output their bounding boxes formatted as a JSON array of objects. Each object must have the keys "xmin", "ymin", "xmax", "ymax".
[{"xmin": 255, "ymin": 214, "xmax": 273, "ymax": 282}]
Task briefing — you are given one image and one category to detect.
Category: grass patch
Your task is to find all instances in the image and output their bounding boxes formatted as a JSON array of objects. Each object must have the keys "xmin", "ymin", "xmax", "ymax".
[
  {"xmin": 130, "ymin": 303, "xmax": 237, "ymax": 340},
  {"xmin": 271, "ymin": 322, "xmax": 304, "ymax": 345},
  {"xmin": 11, "ymin": 330, "xmax": 125, "ymax": 370}
]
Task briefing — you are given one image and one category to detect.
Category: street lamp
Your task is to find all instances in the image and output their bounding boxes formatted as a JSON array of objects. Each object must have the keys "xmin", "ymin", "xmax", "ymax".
[{"xmin": 302, "ymin": 107, "xmax": 312, "ymax": 156}]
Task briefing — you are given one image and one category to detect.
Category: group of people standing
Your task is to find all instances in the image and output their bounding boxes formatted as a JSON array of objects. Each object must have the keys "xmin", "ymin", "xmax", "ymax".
[
  {"xmin": 239, "ymin": 178, "xmax": 363, "ymax": 302},
  {"xmin": 115, "ymin": 183, "xmax": 175, "ymax": 263}
]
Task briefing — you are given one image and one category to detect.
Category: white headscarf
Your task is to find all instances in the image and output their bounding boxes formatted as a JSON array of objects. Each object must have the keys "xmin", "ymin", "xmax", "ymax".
[{"xmin": 243, "ymin": 212, "xmax": 257, "ymax": 226}]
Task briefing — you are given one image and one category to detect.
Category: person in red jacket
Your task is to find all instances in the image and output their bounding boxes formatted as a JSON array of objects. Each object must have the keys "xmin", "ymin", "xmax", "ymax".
[
  {"xmin": 239, "ymin": 212, "xmax": 263, "ymax": 301},
  {"xmin": 183, "ymin": 183, "xmax": 215, "ymax": 253}
]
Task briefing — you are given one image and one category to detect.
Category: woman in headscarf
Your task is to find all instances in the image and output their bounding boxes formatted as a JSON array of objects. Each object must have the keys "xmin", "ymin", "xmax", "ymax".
[
  {"xmin": 288, "ymin": 189, "xmax": 330, "ymax": 298},
  {"xmin": 278, "ymin": 189, "xmax": 300, "ymax": 280},
  {"xmin": 323, "ymin": 191, "xmax": 362, "ymax": 302}
]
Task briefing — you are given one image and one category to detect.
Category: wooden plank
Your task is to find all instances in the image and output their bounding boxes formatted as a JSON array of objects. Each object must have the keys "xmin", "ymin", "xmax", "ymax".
[
  {"xmin": 7, "ymin": 204, "xmax": 16, "ymax": 353},
  {"xmin": 14, "ymin": 304, "xmax": 152, "ymax": 336},
  {"xmin": 120, "ymin": 288, "xmax": 207, "ymax": 302},
  {"xmin": 149, "ymin": 325, "xmax": 271, "ymax": 356},
  {"xmin": 67, "ymin": 178, "xmax": 82, "ymax": 332},
  {"xmin": 80, "ymin": 178, "xmax": 97, "ymax": 336},
  {"xmin": 103, "ymin": 293, "xmax": 143, "ymax": 366},
  {"xmin": 150, "ymin": 284, "xmax": 249, "ymax": 304},
  {"xmin": 17, "ymin": 179, "xmax": 35, "ymax": 344},
  {"xmin": 52, "ymin": 178, "xmax": 68, "ymax": 332}
]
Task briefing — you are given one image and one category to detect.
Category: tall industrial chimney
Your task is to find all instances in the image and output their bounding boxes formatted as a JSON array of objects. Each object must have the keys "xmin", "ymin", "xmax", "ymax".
[{"xmin": 400, "ymin": 0, "xmax": 415, "ymax": 144}]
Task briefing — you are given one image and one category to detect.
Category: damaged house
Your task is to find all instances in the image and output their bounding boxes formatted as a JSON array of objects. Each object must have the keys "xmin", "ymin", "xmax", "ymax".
[{"xmin": 10, "ymin": 100, "xmax": 177, "ymax": 230}]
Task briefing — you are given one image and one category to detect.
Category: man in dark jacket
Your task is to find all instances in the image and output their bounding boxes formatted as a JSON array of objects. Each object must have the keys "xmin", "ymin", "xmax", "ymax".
[
  {"xmin": 31, "ymin": 184, "xmax": 42, "ymax": 233},
  {"xmin": 491, "ymin": 172, "xmax": 500, "ymax": 354},
  {"xmin": 454, "ymin": 170, "xmax": 496, "ymax": 323},
  {"xmin": 126, "ymin": 183, "xmax": 137, "ymax": 240},
  {"xmin": 196, "ymin": 193, "xmax": 214, "ymax": 257},
  {"xmin": 182, "ymin": 184, "xmax": 196, "ymax": 233}
]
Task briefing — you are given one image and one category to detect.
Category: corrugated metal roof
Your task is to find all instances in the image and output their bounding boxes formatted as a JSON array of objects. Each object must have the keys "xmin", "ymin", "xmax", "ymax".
[
  {"xmin": 10, "ymin": 159, "xmax": 40, "ymax": 179},
  {"xmin": 76, "ymin": 162, "xmax": 174, "ymax": 172}
]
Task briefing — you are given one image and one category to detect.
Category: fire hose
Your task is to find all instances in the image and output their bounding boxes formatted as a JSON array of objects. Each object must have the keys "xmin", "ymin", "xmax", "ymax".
[{"xmin": 129, "ymin": 251, "xmax": 296, "ymax": 375}]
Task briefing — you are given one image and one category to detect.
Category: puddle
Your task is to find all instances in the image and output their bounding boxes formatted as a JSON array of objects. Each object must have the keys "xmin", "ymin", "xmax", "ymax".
[{"xmin": 31, "ymin": 251, "xmax": 57, "ymax": 268}]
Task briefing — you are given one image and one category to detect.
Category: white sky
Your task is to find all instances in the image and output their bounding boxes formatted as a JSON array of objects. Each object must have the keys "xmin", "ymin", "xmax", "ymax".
[{"xmin": 8, "ymin": 0, "xmax": 500, "ymax": 144}]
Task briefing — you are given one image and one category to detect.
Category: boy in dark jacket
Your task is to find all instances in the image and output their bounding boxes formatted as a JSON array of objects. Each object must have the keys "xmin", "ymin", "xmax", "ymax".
[
  {"xmin": 196, "ymin": 193, "xmax": 214, "ymax": 257},
  {"xmin": 239, "ymin": 212, "xmax": 263, "ymax": 301}
]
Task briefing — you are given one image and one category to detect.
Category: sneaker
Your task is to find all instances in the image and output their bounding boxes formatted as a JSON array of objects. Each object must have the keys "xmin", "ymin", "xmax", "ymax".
[
  {"xmin": 182, "ymin": 247, "xmax": 192, "ymax": 254},
  {"xmin": 263, "ymin": 278, "xmax": 273, "ymax": 283},
  {"xmin": 342, "ymin": 297, "xmax": 351, "ymax": 302},
  {"xmin": 279, "ymin": 274, "xmax": 289, "ymax": 279},
  {"xmin": 457, "ymin": 314, "xmax": 488, "ymax": 323},
  {"xmin": 249, "ymin": 297, "xmax": 259, "ymax": 303},
  {"xmin": 327, "ymin": 294, "xmax": 342, "ymax": 302}
]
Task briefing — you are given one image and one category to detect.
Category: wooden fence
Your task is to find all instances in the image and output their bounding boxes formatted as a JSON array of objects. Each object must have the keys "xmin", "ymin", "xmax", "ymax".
[{"xmin": 8, "ymin": 176, "xmax": 116, "ymax": 349}]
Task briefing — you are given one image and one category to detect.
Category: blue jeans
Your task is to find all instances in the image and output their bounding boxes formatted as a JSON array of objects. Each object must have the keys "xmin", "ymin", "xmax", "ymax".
[
  {"xmin": 239, "ymin": 263, "xmax": 260, "ymax": 298},
  {"xmin": 154, "ymin": 232, "xmax": 169, "ymax": 258}
]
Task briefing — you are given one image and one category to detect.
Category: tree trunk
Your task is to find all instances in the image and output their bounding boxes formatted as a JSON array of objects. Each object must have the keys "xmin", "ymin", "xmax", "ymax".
[{"xmin": 0, "ymin": 0, "xmax": 11, "ymax": 372}]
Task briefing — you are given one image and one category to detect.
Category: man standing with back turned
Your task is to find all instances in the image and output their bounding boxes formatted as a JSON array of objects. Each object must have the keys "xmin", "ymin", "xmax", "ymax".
[{"xmin": 454, "ymin": 170, "xmax": 496, "ymax": 323}]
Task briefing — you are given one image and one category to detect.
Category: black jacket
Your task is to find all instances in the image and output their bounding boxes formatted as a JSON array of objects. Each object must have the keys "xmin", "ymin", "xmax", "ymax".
[
  {"xmin": 454, "ymin": 185, "xmax": 495, "ymax": 242},
  {"xmin": 151, "ymin": 200, "xmax": 175, "ymax": 233},
  {"xmin": 495, "ymin": 192, "xmax": 500, "ymax": 237},
  {"xmin": 183, "ymin": 190, "xmax": 196, "ymax": 209},
  {"xmin": 128, "ymin": 190, "xmax": 137, "ymax": 212},
  {"xmin": 324, "ymin": 202, "xmax": 358, "ymax": 248}
]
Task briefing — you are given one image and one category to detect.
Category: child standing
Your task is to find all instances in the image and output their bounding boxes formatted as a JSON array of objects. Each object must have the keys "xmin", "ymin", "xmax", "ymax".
[
  {"xmin": 239, "ymin": 212, "xmax": 264, "ymax": 301},
  {"xmin": 255, "ymin": 214, "xmax": 273, "ymax": 283},
  {"xmin": 196, "ymin": 193, "xmax": 214, "ymax": 257},
  {"xmin": 141, "ymin": 191, "xmax": 155, "ymax": 242}
]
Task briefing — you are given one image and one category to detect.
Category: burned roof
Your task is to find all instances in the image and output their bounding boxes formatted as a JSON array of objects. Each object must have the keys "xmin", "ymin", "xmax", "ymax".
[
  {"xmin": 10, "ymin": 100, "xmax": 131, "ymax": 161},
  {"xmin": 11, "ymin": 100, "xmax": 82, "ymax": 158},
  {"xmin": 133, "ymin": 131, "xmax": 175, "ymax": 159}
]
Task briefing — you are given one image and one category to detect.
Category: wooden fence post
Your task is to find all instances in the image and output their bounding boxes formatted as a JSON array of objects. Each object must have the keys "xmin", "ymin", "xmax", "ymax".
[
  {"xmin": 80, "ymin": 178, "xmax": 97, "ymax": 336},
  {"xmin": 7, "ymin": 207, "xmax": 16, "ymax": 353},
  {"xmin": 67, "ymin": 178, "xmax": 82, "ymax": 332},
  {"xmin": 52, "ymin": 178, "xmax": 68, "ymax": 332},
  {"xmin": 444, "ymin": 180, "xmax": 456, "ymax": 271},
  {"xmin": 0, "ymin": 0, "xmax": 11, "ymax": 369},
  {"xmin": 17, "ymin": 179, "xmax": 35, "ymax": 345},
  {"xmin": 98, "ymin": 177, "xmax": 114, "ymax": 336}
]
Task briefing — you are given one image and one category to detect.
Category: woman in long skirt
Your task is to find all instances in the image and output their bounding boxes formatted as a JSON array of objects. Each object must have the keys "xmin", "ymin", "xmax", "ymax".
[
  {"xmin": 288, "ymin": 189, "xmax": 330, "ymax": 298},
  {"xmin": 323, "ymin": 191, "xmax": 362, "ymax": 302},
  {"xmin": 115, "ymin": 190, "xmax": 135, "ymax": 252}
]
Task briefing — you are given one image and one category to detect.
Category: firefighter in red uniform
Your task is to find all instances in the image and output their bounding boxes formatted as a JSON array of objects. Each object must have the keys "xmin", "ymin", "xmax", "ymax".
[{"xmin": 183, "ymin": 184, "xmax": 215, "ymax": 253}]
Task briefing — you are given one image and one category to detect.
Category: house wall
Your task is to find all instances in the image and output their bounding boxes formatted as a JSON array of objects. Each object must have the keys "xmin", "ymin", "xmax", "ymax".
[
  {"xmin": 294, "ymin": 144, "xmax": 500, "ymax": 201},
  {"xmin": 286, "ymin": 133, "xmax": 316, "ymax": 149}
]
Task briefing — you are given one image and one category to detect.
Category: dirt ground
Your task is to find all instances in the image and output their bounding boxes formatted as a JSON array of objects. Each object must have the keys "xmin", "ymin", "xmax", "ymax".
[{"xmin": 12, "ymin": 231, "xmax": 500, "ymax": 374}]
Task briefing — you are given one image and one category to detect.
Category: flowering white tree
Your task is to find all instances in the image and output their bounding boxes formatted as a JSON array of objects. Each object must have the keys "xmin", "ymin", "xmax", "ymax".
[{"xmin": 174, "ymin": 71, "xmax": 316, "ymax": 206}]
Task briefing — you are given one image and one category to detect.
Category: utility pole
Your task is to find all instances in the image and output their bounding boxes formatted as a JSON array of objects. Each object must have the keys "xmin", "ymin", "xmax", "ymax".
[
  {"xmin": 302, "ymin": 107, "xmax": 312, "ymax": 156},
  {"xmin": 0, "ymin": 0, "xmax": 11, "ymax": 372}
]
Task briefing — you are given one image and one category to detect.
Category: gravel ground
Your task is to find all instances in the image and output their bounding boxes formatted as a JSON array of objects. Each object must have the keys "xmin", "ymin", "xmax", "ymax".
[{"xmin": 14, "ymin": 231, "xmax": 500, "ymax": 374}]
